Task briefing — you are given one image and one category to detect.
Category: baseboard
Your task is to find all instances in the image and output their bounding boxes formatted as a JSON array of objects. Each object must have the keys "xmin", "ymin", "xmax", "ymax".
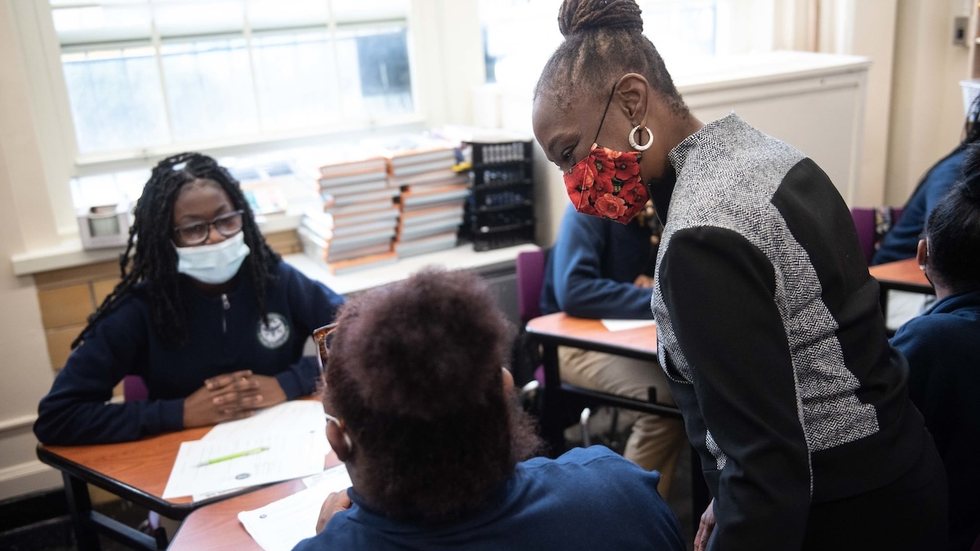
[
  {"xmin": 0, "ymin": 487, "xmax": 67, "ymax": 533},
  {"xmin": 0, "ymin": 460, "xmax": 62, "ymax": 501}
]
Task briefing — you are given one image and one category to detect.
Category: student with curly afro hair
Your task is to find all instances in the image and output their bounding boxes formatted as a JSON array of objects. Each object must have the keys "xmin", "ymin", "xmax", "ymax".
[{"xmin": 295, "ymin": 268, "xmax": 683, "ymax": 550}]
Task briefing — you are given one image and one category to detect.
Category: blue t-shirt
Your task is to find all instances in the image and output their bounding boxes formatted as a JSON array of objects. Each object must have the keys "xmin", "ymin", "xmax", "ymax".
[
  {"xmin": 294, "ymin": 446, "xmax": 684, "ymax": 551},
  {"xmin": 872, "ymin": 148, "xmax": 967, "ymax": 265},
  {"xmin": 540, "ymin": 204, "xmax": 658, "ymax": 319},
  {"xmin": 891, "ymin": 290, "xmax": 980, "ymax": 550}
]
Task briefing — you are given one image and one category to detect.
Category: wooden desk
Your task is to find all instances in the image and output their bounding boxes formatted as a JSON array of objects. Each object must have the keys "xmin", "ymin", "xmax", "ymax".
[
  {"xmin": 869, "ymin": 258, "xmax": 933, "ymax": 315},
  {"xmin": 524, "ymin": 313, "xmax": 708, "ymax": 529},
  {"xmin": 169, "ymin": 452, "xmax": 342, "ymax": 551},
  {"xmin": 37, "ymin": 421, "xmax": 331, "ymax": 551}
]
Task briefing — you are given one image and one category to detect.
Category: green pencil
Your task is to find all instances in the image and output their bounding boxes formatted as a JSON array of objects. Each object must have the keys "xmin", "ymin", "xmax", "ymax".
[{"xmin": 197, "ymin": 446, "xmax": 270, "ymax": 467}]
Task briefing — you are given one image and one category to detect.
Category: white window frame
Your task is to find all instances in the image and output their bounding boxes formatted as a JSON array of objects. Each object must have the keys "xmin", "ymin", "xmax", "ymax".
[{"xmin": 11, "ymin": 0, "xmax": 484, "ymax": 240}]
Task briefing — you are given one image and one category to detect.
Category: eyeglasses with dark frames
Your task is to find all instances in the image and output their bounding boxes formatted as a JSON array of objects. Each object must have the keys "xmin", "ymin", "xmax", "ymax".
[{"xmin": 173, "ymin": 209, "xmax": 244, "ymax": 246}]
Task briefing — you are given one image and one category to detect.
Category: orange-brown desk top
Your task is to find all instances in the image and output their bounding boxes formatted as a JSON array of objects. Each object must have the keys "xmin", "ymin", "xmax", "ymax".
[
  {"xmin": 38, "ymin": 426, "xmax": 213, "ymax": 518},
  {"xmin": 869, "ymin": 258, "xmax": 931, "ymax": 294},
  {"xmin": 525, "ymin": 312, "xmax": 657, "ymax": 360}
]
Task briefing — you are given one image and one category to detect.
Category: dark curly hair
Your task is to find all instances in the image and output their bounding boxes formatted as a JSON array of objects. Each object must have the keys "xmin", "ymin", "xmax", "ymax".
[
  {"xmin": 535, "ymin": 0, "xmax": 687, "ymax": 115},
  {"xmin": 924, "ymin": 143, "xmax": 980, "ymax": 293},
  {"xmin": 324, "ymin": 268, "xmax": 541, "ymax": 524},
  {"xmin": 72, "ymin": 152, "xmax": 280, "ymax": 348}
]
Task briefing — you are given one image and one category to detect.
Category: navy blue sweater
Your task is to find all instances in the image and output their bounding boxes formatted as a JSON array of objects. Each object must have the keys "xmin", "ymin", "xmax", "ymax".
[
  {"xmin": 294, "ymin": 446, "xmax": 683, "ymax": 551},
  {"xmin": 34, "ymin": 261, "xmax": 343, "ymax": 445},
  {"xmin": 873, "ymin": 147, "xmax": 967, "ymax": 265},
  {"xmin": 891, "ymin": 290, "xmax": 980, "ymax": 551},
  {"xmin": 540, "ymin": 204, "xmax": 657, "ymax": 319}
]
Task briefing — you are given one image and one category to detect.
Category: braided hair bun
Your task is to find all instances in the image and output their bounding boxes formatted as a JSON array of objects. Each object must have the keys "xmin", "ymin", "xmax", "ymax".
[{"xmin": 558, "ymin": 0, "xmax": 644, "ymax": 37}]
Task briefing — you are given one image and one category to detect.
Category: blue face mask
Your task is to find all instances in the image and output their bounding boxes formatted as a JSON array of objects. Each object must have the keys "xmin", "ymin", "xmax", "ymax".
[{"xmin": 175, "ymin": 231, "xmax": 250, "ymax": 285}]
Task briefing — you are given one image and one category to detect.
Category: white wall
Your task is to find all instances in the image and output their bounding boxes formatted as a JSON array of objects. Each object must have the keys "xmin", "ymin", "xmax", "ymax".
[
  {"xmin": 885, "ymin": 0, "xmax": 971, "ymax": 205},
  {"xmin": 0, "ymin": 0, "xmax": 64, "ymax": 499}
]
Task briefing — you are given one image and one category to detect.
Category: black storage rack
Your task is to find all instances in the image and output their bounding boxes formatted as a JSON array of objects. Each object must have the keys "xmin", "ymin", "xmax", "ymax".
[{"xmin": 464, "ymin": 140, "xmax": 535, "ymax": 251}]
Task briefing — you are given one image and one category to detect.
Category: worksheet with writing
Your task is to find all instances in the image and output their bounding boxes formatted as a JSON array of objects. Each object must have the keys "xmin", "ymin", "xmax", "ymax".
[
  {"xmin": 238, "ymin": 464, "xmax": 353, "ymax": 551},
  {"xmin": 163, "ymin": 401, "xmax": 329, "ymax": 500}
]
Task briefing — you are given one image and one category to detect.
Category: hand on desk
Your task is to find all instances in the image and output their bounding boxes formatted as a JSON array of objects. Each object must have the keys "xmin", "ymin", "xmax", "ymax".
[
  {"xmin": 316, "ymin": 489, "xmax": 353, "ymax": 533},
  {"xmin": 694, "ymin": 498, "xmax": 715, "ymax": 551},
  {"xmin": 182, "ymin": 370, "xmax": 286, "ymax": 428}
]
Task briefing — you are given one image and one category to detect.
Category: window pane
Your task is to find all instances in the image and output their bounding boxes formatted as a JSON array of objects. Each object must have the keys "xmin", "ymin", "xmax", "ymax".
[
  {"xmin": 335, "ymin": 27, "xmax": 413, "ymax": 117},
  {"xmin": 252, "ymin": 32, "xmax": 340, "ymax": 130},
  {"xmin": 160, "ymin": 38, "xmax": 259, "ymax": 142},
  {"xmin": 640, "ymin": 0, "xmax": 717, "ymax": 61},
  {"xmin": 62, "ymin": 47, "xmax": 170, "ymax": 153}
]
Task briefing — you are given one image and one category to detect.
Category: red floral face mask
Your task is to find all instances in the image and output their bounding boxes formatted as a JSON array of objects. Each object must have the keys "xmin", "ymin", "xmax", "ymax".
[
  {"xmin": 562, "ymin": 84, "xmax": 650, "ymax": 224},
  {"xmin": 563, "ymin": 144, "xmax": 648, "ymax": 224}
]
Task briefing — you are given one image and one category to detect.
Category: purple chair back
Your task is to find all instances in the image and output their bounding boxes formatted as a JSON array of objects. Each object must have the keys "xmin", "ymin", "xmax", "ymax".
[
  {"xmin": 123, "ymin": 375, "xmax": 148, "ymax": 402},
  {"xmin": 850, "ymin": 206, "xmax": 905, "ymax": 264},
  {"xmin": 515, "ymin": 249, "xmax": 546, "ymax": 324},
  {"xmin": 851, "ymin": 207, "xmax": 877, "ymax": 264}
]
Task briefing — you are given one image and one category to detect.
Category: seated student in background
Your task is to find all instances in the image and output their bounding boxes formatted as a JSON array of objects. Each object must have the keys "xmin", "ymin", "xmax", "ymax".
[
  {"xmin": 891, "ymin": 145, "xmax": 980, "ymax": 551},
  {"xmin": 540, "ymin": 202, "xmax": 685, "ymax": 496},
  {"xmin": 34, "ymin": 153, "xmax": 343, "ymax": 445},
  {"xmin": 873, "ymin": 94, "xmax": 980, "ymax": 265},
  {"xmin": 296, "ymin": 268, "xmax": 684, "ymax": 551}
]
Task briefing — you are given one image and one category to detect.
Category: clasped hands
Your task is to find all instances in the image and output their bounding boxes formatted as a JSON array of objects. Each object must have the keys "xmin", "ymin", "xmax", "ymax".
[{"xmin": 183, "ymin": 369, "xmax": 287, "ymax": 427}]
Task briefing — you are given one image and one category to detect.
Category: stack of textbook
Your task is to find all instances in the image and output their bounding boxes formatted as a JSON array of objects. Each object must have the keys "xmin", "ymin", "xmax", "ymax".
[
  {"xmin": 298, "ymin": 154, "xmax": 399, "ymax": 274},
  {"xmin": 388, "ymin": 144, "xmax": 469, "ymax": 258}
]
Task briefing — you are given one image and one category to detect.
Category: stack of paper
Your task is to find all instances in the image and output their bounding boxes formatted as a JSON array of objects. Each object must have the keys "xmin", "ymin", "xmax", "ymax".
[
  {"xmin": 162, "ymin": 401, "xmax": 329, "ymax": 500},
  {"xmin": 238, "ymin": 464, "xmax": 353, "ymax": 551}
]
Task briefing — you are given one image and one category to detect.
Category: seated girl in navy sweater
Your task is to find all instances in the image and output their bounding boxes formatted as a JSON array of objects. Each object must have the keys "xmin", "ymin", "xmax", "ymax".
[
  {"xmin": 34, "ymin": 153, "xmax": 343, "ymax": 444},
  {"xmin": 891, "ymin": 144, "xmax": 980, "ymax": 551}
]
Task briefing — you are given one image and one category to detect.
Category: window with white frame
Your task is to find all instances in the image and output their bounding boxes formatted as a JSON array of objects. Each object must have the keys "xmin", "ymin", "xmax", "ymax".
[
  {"xmin": 481, "ymin": 0, "xmax": 774, "ymax": 86},
  {"xmin": 50, "ymin": 0, "xmax": 414, "ymax": 158}
]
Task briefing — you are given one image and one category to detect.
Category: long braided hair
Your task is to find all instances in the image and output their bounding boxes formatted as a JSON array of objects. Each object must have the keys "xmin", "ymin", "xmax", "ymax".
[
  {"xmin": 535, "ymin": 0, "xmax": 687, "ymax": 116},
  {"xmin": 72, "ymin": 152, "xmax": 280, "ymax": 349}
]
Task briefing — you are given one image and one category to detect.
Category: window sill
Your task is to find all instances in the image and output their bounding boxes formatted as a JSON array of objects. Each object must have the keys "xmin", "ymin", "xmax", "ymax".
[{"xmin": 11, "ymin": 212, "xmax": 303, "ymax": 277}]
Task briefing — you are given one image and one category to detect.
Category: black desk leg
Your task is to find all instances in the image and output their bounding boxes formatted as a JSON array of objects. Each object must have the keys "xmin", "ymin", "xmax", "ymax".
[
  {"xmin": 539, "ymin": 342, "xmax": 566, "ymax": 457},
  {"xmin": 63, "ymin": 473, "xmax": 101, "ymax": 551}
]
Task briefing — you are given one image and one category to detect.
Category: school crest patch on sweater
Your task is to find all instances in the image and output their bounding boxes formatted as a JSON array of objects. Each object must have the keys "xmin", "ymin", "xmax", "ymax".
[{"xmin": 257, "ymin": 313, "xmax": 290, "ymax": 349}]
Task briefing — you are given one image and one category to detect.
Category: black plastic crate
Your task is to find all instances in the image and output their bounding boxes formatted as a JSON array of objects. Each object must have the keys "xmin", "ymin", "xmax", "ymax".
[
  {"xmin": 471, "ymin": 164, "xmax": 531, "ymax": 187},
  {"xmin": 469, "ymin": 206, "xmax": 535, "ymax": 234},
  {"xmin": 467, "ymin": 140, "xmax": 533, "ymax": 166},
  {"xmin": 470, "ymin": 184, "xmax": 533, "ymax": 211},
  {"xmin": 472, "ymin": 225, "xmax": 535, "ymax": 251}
]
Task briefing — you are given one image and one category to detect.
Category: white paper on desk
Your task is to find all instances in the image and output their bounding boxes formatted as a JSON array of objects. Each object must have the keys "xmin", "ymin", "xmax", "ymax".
[
  {"xmin": 204, "ymin": 401, "xmax": 326, "ymax": 441},
  {"xmin": 238, "ymin": 464, "xmax": 353, "ymax": 551},
  {"xmin": 601, "ymin": 319, "xmax": 656, "ymax": 332},
  {"xmin": 162, "ymin": 430, "xmax": 328, "ymax": 499}
]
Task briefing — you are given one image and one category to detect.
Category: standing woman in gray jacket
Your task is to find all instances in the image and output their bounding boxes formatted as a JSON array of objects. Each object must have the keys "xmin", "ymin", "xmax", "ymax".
[{"xmin": 531, "ymin": 1, "xmax": 947, "ymax": 549}]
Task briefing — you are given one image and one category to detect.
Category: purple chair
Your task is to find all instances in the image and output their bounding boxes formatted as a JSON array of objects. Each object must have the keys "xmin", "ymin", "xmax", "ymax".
[
  {"xmin": 515, "ymin": 249, "xmax": 546, "ymax": 324},
  {"xmin": 123, "ymin": 375, "xmax": 148, "ymax": 402},
  {"xmin": 850, "ymin": 206, "xmax": 904, "ymax": 264}
]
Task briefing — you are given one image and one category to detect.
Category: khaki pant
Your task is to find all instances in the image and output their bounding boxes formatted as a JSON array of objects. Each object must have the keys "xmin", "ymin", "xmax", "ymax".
[{"xmin": 559, "ymin": 346, "xmax": 686, "ymax": 497}]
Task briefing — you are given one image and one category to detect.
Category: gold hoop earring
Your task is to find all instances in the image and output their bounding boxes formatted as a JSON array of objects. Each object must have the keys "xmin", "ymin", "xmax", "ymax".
[{"xmin": 629, "ymin": 125, "xmax": 653, "ymax": 151}]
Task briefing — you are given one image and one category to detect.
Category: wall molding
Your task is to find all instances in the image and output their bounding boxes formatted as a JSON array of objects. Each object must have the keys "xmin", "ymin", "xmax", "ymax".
[{"xmin": 0, "ymin": 414, "xmax": 36, "ymax": 435}]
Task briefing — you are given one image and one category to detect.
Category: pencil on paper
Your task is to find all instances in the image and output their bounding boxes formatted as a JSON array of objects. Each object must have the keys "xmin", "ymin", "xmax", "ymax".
[{"xmin": 197, "ymin": 446, "xmax": 270, "ymax": 467}]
